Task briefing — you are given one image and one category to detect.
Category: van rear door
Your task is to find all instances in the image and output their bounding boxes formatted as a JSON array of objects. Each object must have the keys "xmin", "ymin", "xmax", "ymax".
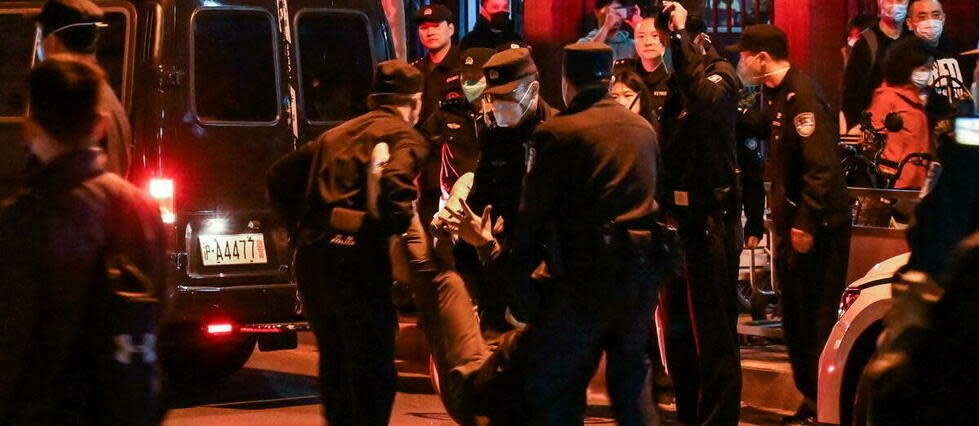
[{"xmin": 283, "ymin": 0, "xmax": 395, "ymax": 143}]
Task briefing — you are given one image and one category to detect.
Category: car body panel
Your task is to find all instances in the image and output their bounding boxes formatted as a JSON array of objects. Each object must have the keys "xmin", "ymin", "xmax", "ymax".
[{"xmin": 817, "ymin": 253, "xmax": 909, "ymax": 424}]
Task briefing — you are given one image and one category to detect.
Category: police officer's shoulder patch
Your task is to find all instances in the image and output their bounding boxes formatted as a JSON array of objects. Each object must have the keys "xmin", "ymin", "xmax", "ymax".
[
  {"xmin": 707, "ymin": 74, "xmax": 723, "ymax": 84},
  {"xmin": 794, "ymin": 112, "xmax": 816, "ymax": 137}
]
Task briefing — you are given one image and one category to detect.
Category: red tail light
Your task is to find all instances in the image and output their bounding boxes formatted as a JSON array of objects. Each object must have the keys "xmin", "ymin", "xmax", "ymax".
[
  {"xmin": 148, "ymin": 178, "xmax": 176, "ymax": 224},
  {"xmin": 207, "ymin": 323, "xmax": 234, "ymax": 335}
]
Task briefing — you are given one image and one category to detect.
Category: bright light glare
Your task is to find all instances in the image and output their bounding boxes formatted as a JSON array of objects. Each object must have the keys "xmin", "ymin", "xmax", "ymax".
[
  {"xmin": 149, "ymin": 179, "xmax": 174, "ymax": 199},
  {"xmin": 207, "ymin": 323, "xmax": 233, "ymax": 334},
  {"xmin": 204, "ymin": 218, "xmax": 228, "ymax": 234}
]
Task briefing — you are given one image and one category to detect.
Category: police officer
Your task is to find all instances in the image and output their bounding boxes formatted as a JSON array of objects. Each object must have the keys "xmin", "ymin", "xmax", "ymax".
[
  {"xmin": 614, "ymin": 17, "xmax": 671, "ymax": 127},
  {"xmin": 512, "ymin": 41, "xmax": 660, "ymax": 424},
  {"xmin": 419, "ymin": 47, "xmax": 496, "ymax": 217},
  {"xmin": 413, "ymin": 4, "xmax": 463, "ymax": 124},
  {"xmin": 728, "ymin": 25, "xmax": 852, "ymax": 426},
  {"xmin": 451, "ymin": 46, "xmax": 554, "ymax": 334},
  {"xmin": 266, "ymin": 60, "xmax": 429, "ymax": 426},
  {"xmin": 412, "ymin": 3, "xmax": 463, "ymax": 227},
  {"xmin": 650, "ymin": 3, "xmax": 743, "ymax": 425}
]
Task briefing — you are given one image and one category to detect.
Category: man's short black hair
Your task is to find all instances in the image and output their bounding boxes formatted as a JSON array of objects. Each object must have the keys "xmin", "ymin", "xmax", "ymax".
[
  {"xmin": 909, "ymin": 0, "xmax": 942, "ymax": 15},
  {"xmin": 884, "ymin": 37, "xmax": 934, "ymax": 86},
  {"xmin": 30, "ymin": 55, "xmax": 104, "ymax": 147},
  {"xmin": 847, "ymin": 13, "xmax": 877, "ymax": 31},
  {"xmin": 595, "ymin": 0, "xmax": 634, "ymax": 10},
  {"xmin": 36, "ymin": 0, "xmax": 104, "ymax": 54}
]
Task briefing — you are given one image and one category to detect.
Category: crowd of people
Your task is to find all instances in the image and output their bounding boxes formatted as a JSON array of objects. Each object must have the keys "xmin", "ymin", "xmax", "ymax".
[{"xmin": 1, "ymin": 0, "xmax": 978, "ymax": 425}]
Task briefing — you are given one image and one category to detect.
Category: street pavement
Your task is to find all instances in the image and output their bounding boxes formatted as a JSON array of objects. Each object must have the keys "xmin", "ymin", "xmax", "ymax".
[{"xmin": 161, "ymin": 333, "xmax": 792, "ymax": 425}]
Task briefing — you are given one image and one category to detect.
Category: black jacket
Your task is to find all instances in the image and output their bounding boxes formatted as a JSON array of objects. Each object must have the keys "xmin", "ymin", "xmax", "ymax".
[
  {"xmin": 762, "ymin": 67, "xmax": 850, "ymax": 236},
  {"xmin": 658, "ymin": 30, "xmax": 740, "ymax": 213},
  {"xmin": 614, "ymin": 57, "xmax": 671, "ymax": 129},
  {"xmin": 466, "ymin": 100, "xmax": 555, "ymax": 235},
  {"xmin": 0, "ymin": 149, "xmax": 166, "ymax": 424},
  {"xmin": 413, "ymin": 45, "xmax": 463, "ymax": 124},
  {"xmin": 737, "ymin": 88, "xmax": 769, "ymax": 240},
  {"xmin": 266, "ymin": 106, "xmax": 429, "ymax": 240},
  {"xmin": 459, "ymin": 15, "xmax": 522, "ymax": 50},
  {"xmin": 513, "ymin": 90, "xmax": 660, "ymax": 316}
]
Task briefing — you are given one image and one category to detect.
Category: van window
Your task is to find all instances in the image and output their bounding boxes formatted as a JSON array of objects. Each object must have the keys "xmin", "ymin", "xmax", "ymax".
[
  {"xmin": 193, "ymin": 9, "xmax": 279, "ymax": 123},
  {"xmin": 0, "ymin": 10, "xmax": 130, "ymax": 118},
  {"xmin": 296, "ymin": 10, "xmax": 374, "ymax": 123}
]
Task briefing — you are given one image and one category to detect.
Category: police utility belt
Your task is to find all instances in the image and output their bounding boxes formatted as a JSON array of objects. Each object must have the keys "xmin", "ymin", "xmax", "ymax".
[{"xmin": 671, "ymin": 186, "xmax": 733, "ymax": 212}]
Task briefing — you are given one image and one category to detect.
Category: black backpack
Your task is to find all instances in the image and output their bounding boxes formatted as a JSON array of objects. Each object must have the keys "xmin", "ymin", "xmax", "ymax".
[{"xmin": 91, "ymin": 188, "xmax": 162, "ymax": 426}]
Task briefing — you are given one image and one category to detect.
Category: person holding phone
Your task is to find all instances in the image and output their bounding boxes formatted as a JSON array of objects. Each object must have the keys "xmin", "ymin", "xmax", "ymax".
[{"xmin": 578, "ymin": 0, "xmax": 643, "ymax": 60}]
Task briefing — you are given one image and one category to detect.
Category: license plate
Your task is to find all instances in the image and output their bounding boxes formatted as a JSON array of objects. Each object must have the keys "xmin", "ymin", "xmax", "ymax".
[{"xmin": 199, "ymin": 233, "xmax": 268, "ymax": 266}]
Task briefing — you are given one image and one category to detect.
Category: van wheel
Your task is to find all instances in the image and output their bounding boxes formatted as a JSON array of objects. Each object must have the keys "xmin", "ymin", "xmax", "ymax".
[
  {"xmin": 160, "ymin": 323, "xmax": 257, "ymax": 382},
  {"xmin": 840, "ymin": 322, "xmax": 883, "ymax": 426}
]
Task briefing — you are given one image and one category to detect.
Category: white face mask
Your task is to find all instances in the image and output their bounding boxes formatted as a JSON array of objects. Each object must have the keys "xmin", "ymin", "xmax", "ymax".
[
  {"xmin": 911, "ymin": 69, "xmax": 933, "ymax": 89},
  {"xmin": 490, "ymin": 82, "xmax": 536, "ymax": 127},
  {"xmin": 913, "ymin": 19, "xmax": 944, "ymax": 43},
  {"xmin": 736, "ymin": 53, "xmax": 761, "ymax": 86},
  {"xmin": 881, "ymin": 3, "xmax": 908, "ymax": 23}
]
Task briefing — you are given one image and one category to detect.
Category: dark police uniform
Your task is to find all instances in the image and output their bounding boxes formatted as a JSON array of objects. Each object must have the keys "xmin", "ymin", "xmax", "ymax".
[
  {"xmin": 513, "ymin": 42, "xmax": 660, "ymax": 425},
  {"xmin": 416, "ymin": 47, "xmax": 496, "ymax": 227},
  {"xmin": 413, "ymin": 5, "xmax": 463, "ymax": 124},
  {"xmin": 656, "ymin": 29, "xmax": 743, "ymax": 426},
  {"xmin": 266, "ymin": 60, "xmax": 428, "ymax": 426},
  {"xmin": 761, "ymin": 65, "xmax": 851, "ymax": 415},
  {"xmin": 614, "ymin": 57, "xmax": 671, "ymax": 129},
  {"xmin": 455, "ymin": 47, "xmax": 555, "ymax": 334}
]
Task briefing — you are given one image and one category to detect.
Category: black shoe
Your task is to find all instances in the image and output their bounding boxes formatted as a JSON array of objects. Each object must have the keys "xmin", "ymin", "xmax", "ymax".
[{"xmin": 780, "ymin": 414, "xmax": 818, "ymax": 426}]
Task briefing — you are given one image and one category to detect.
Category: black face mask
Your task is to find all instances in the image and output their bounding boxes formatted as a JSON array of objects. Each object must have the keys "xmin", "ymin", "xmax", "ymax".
[{"xmin": 489, "ymin": 12, "xmax": 510, "ymax": 29}]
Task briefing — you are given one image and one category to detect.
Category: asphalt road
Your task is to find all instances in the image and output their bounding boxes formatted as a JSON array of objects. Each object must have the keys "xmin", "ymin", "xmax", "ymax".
[{"xmin": 160, "ymin": 333, "xmax": 788, "ymax": 425}]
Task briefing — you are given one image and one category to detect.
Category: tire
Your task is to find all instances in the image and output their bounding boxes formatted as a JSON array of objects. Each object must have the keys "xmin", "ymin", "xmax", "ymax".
[
  {"xmin": 160, "ymin": 323, "xmax": 257, "ymax": 382},
  {"xmin": 839, "ymin": 322, "xmax": 883, "ymax": 426}
]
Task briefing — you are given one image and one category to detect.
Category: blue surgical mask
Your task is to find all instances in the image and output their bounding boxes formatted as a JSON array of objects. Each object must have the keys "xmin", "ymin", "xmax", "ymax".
[{"xmin": 882, "ymin": 4, "xmax": 908, "ymax": 23}]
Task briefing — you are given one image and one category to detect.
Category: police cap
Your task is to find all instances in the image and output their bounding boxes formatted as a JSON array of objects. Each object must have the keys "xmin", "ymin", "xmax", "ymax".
[
  {"xmin": 372, "ymin": 60, "xmax": 424, "ymax": 95},
  {"xmin": 482, "ymin": 48, "xmax": 538, "ymax": 96},
  {"xmin": 726, "ymin": 24, "xmax": 789, "ymax": 59},
  {"xmin": 460, "ymin": 47, "xmax": 497, "ymax": 81},
  {"xmin": 414, "ymin": 4, "xmax": 453, "ymax": 25},
  {"xmin": 563, "ymin": 42, "xmax": 614, "ymax": 87}
]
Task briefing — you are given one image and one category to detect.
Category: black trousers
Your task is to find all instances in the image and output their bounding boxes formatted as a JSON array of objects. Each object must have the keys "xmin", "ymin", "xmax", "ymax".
[
  {"xmin": 523, "ymin": 240, "xmax": 659, "ymax": 426},
  {"xmin": 294, "ymin": 237, "xmax": 397, "ymax": 426},
  {"xmin": 663, "ymin": 209, "xmax": 742, "ymax": 426},
  {"xmin": 776, "ymin": 224, "xmax": 851, "ymax": 410}
]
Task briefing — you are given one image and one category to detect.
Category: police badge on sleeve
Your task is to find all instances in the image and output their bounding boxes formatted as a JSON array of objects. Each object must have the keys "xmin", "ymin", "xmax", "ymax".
[{"xmin": 794, "ymin": 112, "xmax": 816, "ymax": 137}]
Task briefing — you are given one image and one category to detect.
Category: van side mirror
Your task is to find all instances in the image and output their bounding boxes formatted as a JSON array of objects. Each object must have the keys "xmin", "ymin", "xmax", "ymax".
[{"xmin": 157, "ymin": 65, "xmax": 185, "ymax": 89}]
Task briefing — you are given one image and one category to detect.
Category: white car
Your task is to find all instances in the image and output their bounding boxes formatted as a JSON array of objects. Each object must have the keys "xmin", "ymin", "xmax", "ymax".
[{"xmin": 817, "ymin": 253, "xmax": 909, "ymax": 425}]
